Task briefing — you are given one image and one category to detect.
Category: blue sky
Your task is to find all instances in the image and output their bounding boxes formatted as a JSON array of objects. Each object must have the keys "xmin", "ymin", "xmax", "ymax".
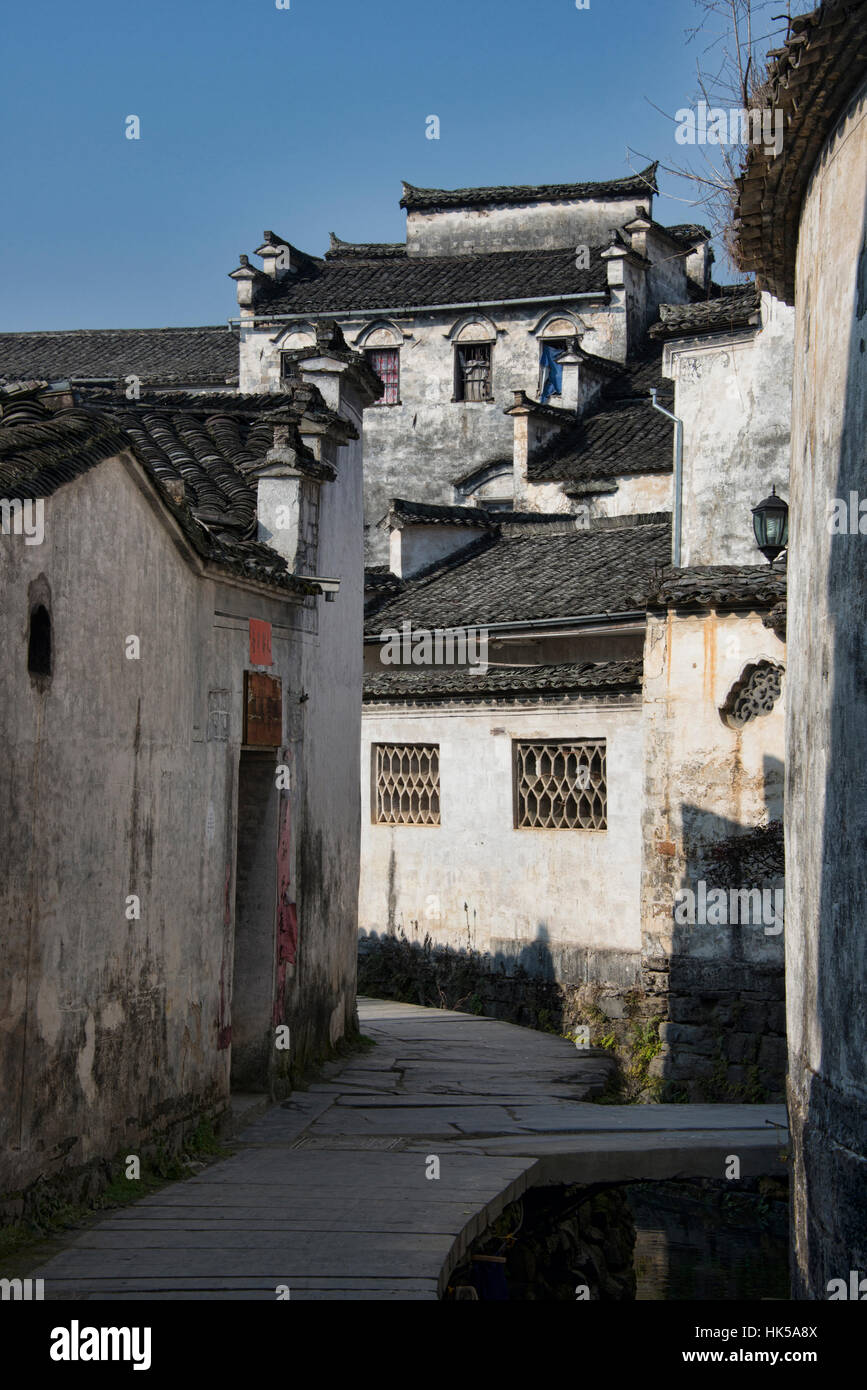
[{"xmin": 2, "ymin": 0, "xmax": 762, "ymax": 330}]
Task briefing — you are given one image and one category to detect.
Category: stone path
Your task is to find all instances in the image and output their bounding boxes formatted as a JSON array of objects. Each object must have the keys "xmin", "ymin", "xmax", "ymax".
[{"xmin": 30, "ymin": 998, "xmax": 788, "ymax": 1300}]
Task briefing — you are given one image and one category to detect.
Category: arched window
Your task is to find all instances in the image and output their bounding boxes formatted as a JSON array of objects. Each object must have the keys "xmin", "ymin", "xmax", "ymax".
[
  {"xmin": 28, "ymin": 604, "xmax": 52, "ymax": 678},
  {"xmin": 356, "ymin": 322, "xmax": 403, "ymax": 405},
  {"xmin": 444, "ymin": 317, "xmax": 498, "ymax": 403},
  {"xmin": 534, "ymin": 315, "xmax": 582, "ymax": 403}
]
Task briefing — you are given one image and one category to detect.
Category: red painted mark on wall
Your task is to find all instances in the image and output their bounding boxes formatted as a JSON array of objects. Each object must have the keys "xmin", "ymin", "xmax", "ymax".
[
  {"xmin": 249, "ymin": 618, "xmax": 272, "ymax": 667},
  {"xmin": 273, "ymin": 787, "xmax": 298, "ymax": 1025}
]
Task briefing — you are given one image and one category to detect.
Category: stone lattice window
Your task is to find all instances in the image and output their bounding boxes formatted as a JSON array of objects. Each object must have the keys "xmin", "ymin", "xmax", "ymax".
[
  {"xmin": 514, "ymin": 740, "xmax": 607, "ymax": 830},
  {"xmin": 373, "ymin": 744, "xmax": 440, "ymax": 825},
  {"xmin": 721, "ymin": 661, "xmax": 784, "ymax": 728}
]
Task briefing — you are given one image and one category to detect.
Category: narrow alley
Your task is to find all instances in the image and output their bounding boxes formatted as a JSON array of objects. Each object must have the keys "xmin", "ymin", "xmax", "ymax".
[{"xmin": 28, "ymin": 1000, "xmax": 786, "ymax": 1301}]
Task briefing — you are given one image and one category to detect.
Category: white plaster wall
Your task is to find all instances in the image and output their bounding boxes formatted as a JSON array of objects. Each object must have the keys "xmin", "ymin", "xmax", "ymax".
[
  {"xmin": 589, "ymin": 473, "xmax": 673, "ymax": 519},
  {"xmin": 0, "ymin": 455, "xmax": 313, "ymax": 1193},
  {"xmin": 405, "ymin": 197, "xmax": 655, "ymax": 256},
  {"xmin": 239, "ymin": 300, "xmax": 635, "ymax": 562},
  {"xmin": 640, "ymin": 608, "xmax": 786, "ymax": 964},
  {"xmin": 670, "ymin": 296, "xmax": 795, "ymax": 567},
  {"xmin": 359, "ymin": 698, "xmax": 644, "ymax": 972},
  {"xmin": 785, "ymin": 74, "xmax": 867, "ymax": 1294},
  {"xmin": 292, "ymin": 365, "xmax": 367, "ymax": 1053},
  {"xmin": 521, "ymin": 473, "xmax": 671, "ymax": 519},
  {"xmin": 391, "ymin": 522, "xmax": 478, "ymax": 578}
]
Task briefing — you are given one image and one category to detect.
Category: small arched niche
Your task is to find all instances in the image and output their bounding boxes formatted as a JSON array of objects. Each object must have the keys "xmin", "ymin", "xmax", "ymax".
[{"xmin": 28, "ymin": 605, "xmax": 52, "ymax": 677}]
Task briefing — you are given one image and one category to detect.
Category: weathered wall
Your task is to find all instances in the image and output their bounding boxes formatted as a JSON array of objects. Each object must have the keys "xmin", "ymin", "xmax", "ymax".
[
  {"xmin": 289, "ymin": 361, "xmax": 367, "ymax": 1067},
  {"xmin": 0, "ymin": 411, "xmax": 364, "ymax": 1205},
  {"xmin": 389, "ymin": 522, "xmax": 477, "ymax": 579},
  {"xmin": 786, "ymin": 75, "xmax": 867, "ymax": 1298},
  {"xmin": 405, "ymin": 196, "xmax": 653, "ymax": 257},
  {"xmin": 358, "ymin": 694, "xmax": 645, "ymax": 986},
  {"xmin": 241, "ymin": 297, "xmax": 650, "ymax": 563},
  {"xmin": 642, "ymin": 228, "xmax": 691, "ymax": 328},
  {"xmin": 0, "ymin": 455, "xmax": 303, "ymax": 1201},
  {"xmin": 640, "ymin": 608, "xmax": 786, "ymax": 1100},
  {"xmin": 668, "ymin": 295, "xmax": 794, "ymax": 567}
]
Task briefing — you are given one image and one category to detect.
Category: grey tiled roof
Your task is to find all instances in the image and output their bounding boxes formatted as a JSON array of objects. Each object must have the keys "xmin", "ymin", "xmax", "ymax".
[
  {"xmin": 364, "ymin": 521, "xmax": 671, "ymax": 631},
  {"xmin": 663, "ymin": 223, "xmax": 713, "ymax": 244},
  {"xmin": 0, "ymin": 327, "xmax": 240, "ymax": 387},
  {"xmin": 526, "ymin": 348, "xmax": 674, "ymax": 486},
  {"xmin": 735, "ymin": 0, "xmax": 867, "ymax": 303},
  {"xmin": 0, "ymin": 390, "xmax": 322, "ymax": 597},
  {"xmin": 247, "ymin": 245, "xmax": 610, "ymax": 316},
  {"xmin": 326, "ymin": 235, "xmax": 406, "ymax": 260},
  {"xmin": 363, "ymin": 658, "xmax": 643, "ymax": 701},
  {"xmin": 763, "ymin": 600, "xmax": 786, "ymax": 641},
  {"xmin": 387, "ymin": 498, "xmax": 583, "ymax": 529},
  {"xmin": 649, "ymin": 563, "xmax": 787, "ymax": 609},
  {"xmin": 0, "ymin": 401, "xmax": 130, "ymax": 497},
  {"xmin": 399, "ymin": 163, "xmax": 660, "ymax": 211},
  {"xmin": 648, "ymin": 287, "xmax": 761, "ymax": 340}
]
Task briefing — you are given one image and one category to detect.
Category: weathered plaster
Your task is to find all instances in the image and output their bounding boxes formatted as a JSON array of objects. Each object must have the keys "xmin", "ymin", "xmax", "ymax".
[{"xmin": 786, "ymin": 75, "xmax": 867, "ymax": 1298}]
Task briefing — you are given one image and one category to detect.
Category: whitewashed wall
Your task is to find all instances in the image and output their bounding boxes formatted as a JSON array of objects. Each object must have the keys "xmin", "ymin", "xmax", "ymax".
[
  {"xmin": 359, "ymin": 696, "xmax": 644, "ymax": 982},
  {"xmin": 667, "ymin": 294, "xmax": 795, "ymax": 567}
]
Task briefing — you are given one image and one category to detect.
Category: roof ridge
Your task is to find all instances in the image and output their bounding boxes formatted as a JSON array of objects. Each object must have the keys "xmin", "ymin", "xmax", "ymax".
[{"xmin": 399, "ymin": 163, "xmax": 660, "ymax": 211}]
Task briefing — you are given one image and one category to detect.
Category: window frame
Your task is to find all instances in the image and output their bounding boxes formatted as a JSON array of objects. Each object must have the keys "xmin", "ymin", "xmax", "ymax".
[
  {"xmin": 372, "ymin": 742, "xmax": 441, "ymax": 826},
  {"xmin": 365, "ymin": 347, "xmax": 401, "ymax": 406},
  {"xmin": 453, "ymin": 341, "xmax": 494, "ymax": 403},
  {"xmin": 538, "ymin": 336, "xmax": 572, "ymax": 401},
  {"xmin": 512, "ymin": 737, "xmax": 608, "ymax": 832}
]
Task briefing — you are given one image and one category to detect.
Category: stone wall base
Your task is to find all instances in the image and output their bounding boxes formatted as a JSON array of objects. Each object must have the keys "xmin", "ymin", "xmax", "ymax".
[
  {"xmin": 358, "ymin": 931, "xmax": 787, "ymax": 1102},
  {"xmin": 0, "ymin": 1102, "xmax": 227, "ymax": 1231}
]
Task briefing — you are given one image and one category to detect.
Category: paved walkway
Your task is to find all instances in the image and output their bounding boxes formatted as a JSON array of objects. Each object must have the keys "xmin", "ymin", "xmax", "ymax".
[{"xmin": 31, "ymin": 999, "xmax": 788, "ymax": 1300}]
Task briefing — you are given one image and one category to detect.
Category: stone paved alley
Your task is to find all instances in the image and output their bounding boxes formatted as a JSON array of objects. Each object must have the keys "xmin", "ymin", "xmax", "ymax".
[{"xmin": 29, "ymin": 1000, "xmax": 787, "ymax": 1300}]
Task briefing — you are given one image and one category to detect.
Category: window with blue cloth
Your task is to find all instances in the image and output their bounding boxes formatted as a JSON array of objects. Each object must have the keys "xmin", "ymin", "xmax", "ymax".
[{"xmin": 539, "ymin": 340, "xmax": 568, "ymax": 402}]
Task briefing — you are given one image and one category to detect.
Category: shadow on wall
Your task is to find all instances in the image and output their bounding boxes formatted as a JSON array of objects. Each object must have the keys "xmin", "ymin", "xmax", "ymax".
[
  {"xmin": 660, "ymin": 755, "xmax": 786, "ymax": 1104},
  {"xmin": 792, "ymin": 182, "xmax": 867, "ymax": 1298},
  {"xmin": 358, "ymin": 924, "xmax": 662, "ymax": 1100},
  {"xmin": 358, "ymin": 923, "xmax": 559, "ymax": 1027}
]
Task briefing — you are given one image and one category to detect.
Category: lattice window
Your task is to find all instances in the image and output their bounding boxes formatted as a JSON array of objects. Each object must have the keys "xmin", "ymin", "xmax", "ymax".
[
  {"xmin": 455, "ymin": 344, "xmax": 492, "ymax": 402},
  {"xmin": 721, "ymin": 661, "xmax": 784, "ymax": 728},
  {"xmin": 365, "ymin": 348, "xmax": 400, "ymax": 405},
  {"xmin": 374, "ymin": 744, "xmax": 440, "ymax": 825},
  {"xmin": 514, "ymin": 740, "xmax": 607, "ymax": 830}
]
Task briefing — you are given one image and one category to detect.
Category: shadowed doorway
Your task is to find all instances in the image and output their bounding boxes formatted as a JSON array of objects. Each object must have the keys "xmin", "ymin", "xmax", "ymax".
[{"xmin": 230, "ymin": 749, "xmax": 279, "ymax": 1091}]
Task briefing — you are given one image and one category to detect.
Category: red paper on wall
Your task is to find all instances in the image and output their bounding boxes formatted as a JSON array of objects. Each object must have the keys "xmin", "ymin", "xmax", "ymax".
[{"xmin": 249, "ymin": 618, "xmax": 272, "ymax": 666}]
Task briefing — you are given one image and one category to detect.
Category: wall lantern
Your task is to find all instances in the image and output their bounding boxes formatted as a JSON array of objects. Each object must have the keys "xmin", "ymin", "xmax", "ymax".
[{"xmin": 751, "ymin": 486, "xmax": 789, "ymax": 564}]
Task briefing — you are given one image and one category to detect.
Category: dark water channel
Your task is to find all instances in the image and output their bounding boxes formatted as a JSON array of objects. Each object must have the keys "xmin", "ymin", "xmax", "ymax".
[
  {"xmin": 627, "ymin": 1179, "xmax": 789, "ymax": 1300},
  {"xmin": 446, "ymin": 1177, "xmax": 789, "ymax": 1301}
]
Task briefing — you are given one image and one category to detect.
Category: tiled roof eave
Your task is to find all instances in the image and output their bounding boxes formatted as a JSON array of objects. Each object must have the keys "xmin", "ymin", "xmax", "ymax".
[
  {"xmin": 734, "ymin": 0, "xmax": 867, "ymax": 303},
  {"xmin": 362, "ymin": 658, "xmax": 644, "ymax": 702},
  {"xmin": 648, "ymin": 564, "xmax": 787, "ymax": 610}
]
